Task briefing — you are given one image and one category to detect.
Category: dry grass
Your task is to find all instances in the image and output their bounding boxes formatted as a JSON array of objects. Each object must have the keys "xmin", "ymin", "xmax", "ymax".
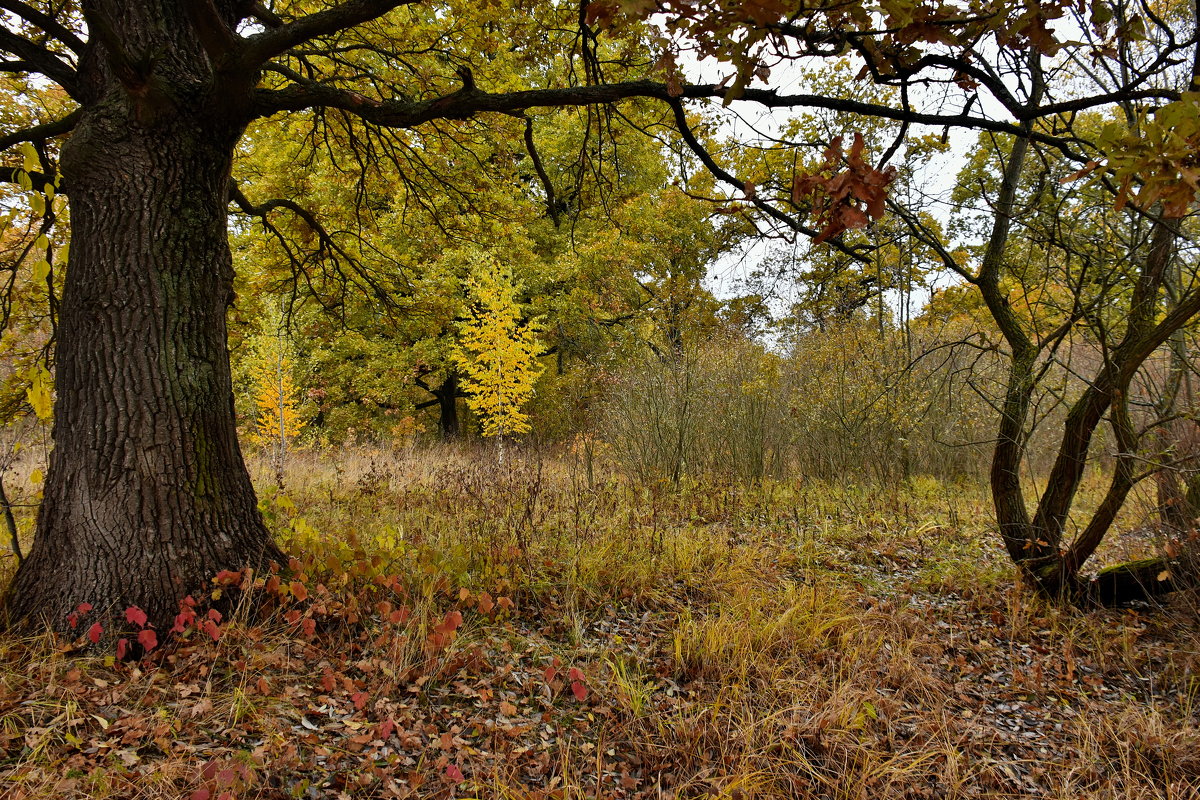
[{"xmin": 1, "ymin": 444, "xmax": 1199, "ymax": 798}]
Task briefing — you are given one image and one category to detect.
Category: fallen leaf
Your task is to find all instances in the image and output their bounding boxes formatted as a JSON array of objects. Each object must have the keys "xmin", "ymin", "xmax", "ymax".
[{"xmin": 125, "ymin": 606, "xmax": 148, "ymax": 628}]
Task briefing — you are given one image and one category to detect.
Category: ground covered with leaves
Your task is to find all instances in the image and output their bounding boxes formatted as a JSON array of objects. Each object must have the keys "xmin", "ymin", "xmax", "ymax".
[{"xmin": 2, "ymin": 449, "xmax": 1199, "ymax": 799}]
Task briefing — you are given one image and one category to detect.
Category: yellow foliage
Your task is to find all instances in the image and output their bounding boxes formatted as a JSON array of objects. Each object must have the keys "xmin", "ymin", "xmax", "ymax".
[
  {"xmin": 452, "ymin": 250, "xmax": 544, "ymax": 438},
  {"xmin": 25, "ymin": 366, "xmax": 51, "ymax": 422},
  {"xmin": 248, "ymin": 337, "xmax": 304, "ymax": 452}
]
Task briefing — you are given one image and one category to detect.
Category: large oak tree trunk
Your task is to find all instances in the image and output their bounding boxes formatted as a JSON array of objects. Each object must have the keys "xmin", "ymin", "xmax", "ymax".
[
  {"xmin": 3, "ymin": 2, "xmax": 280, "ymax": 632},
  {"xmin": 437, "ymin": 372, "xmax": 461, "ymax": 440}
]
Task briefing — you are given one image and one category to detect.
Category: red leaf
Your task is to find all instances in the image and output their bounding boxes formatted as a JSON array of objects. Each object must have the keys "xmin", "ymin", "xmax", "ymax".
[
  {"xmin": 200, "ymin": 760, "xmax": 220, "ymax": 781},
  {"xmin": 476, "ymin": 592, "xmax": 494, "ymax": 615},
  {"xmin": 568, "ymin": 667, "xmax": 585, "ymax": 682},
  {"xmin": 823, "ymin": 134, "xmax": 843, "ymax": 163},
  {"xmin": 812, "ymin": 224, "xmax": 837, "ymax": 245},
  {"xmin": 190, "ymin": 791, "xmax": 211, "ymax": 800},
  {"xmin": 839, "ymin": 205, "xmax": 870, "ymax": 231},
  {"xmin": 87, "ymin": 623, "xmax": 102, "ymax": 644},
  {"xmin": 138, "ymin": 628, "xmax": 158, "ymax": 652},
  {"xmin": 351, "ymin": 691, "xmax": 369, "ymax": 711},
  {"xmin": 170, "ymin": 610, "xmax": 195, "ymax": 634},
  {"xmin": 301, "ymin": 617, "xmax": 316, "ymax": 637},
  {"xmin": 125, "ymin": 606, "xmax": 148, "ymax": 628},
  {"xmin": 116, "ymin": 638, "xmax": 128, "ymax": 660},
  {"xmin": 377, "ymin": 718, "xmax": 396, "ymax": 739},
  {"xmin": 847, "ymin": 132, "xmax": 867, "ymax": 168},
  {"xmin": 216, "ymin": 767, "xmax": 236, "ymax": 788},
  {"xmin": 571, "ymin": 680, "xmax": 589, "ymax": 702},
  {"xmin": 441, "ymin": 610, "xmax": 463, "ymax": 633},
  {"xmin": 290, "ymin": 581, "xmax": 308, "ymax": 602},
  {"xmin": 207, "ymin": 608, "xmax": 222, "ymax": 623},
  {"xmin": 202, "ymin": 620, "xmax": 222, "ymax": 642},
  {"xmin": 76, "ymin": 602, "xmax": 93, "ymax": 614},
  {"xmin": 1061, "ymin": 159, "xmax": 1102, "ymax": 184},
  {"xmin": 445, "ymin": 763, "xmax": 465, "ymax": 783},
  {"xmin": 213, "ymin": 570, "xmax": 243, "ymax": 587}
]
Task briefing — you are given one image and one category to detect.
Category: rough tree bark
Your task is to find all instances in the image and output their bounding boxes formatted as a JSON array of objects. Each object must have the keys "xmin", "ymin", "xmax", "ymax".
[
  {"xmin": 0, "ymin": 1, "xmax": 704, "ymax": 632},
  {"xmin": 435, "ymin": 372, "xmax": 461, "ymax": 440},
  {"xmin": 3, "ymin": 2, "xmax": 282, "ymax": 631},
  {"xmin": 415, "ymin": 372, "xmax": 461, "ymax": 439}
]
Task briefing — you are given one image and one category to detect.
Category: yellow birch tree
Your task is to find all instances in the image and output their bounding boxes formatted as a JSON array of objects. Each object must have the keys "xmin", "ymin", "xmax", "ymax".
[
  {"xmin": 248, "ymin": 325, "xmax": 304, "ymax": 487},
  {"xmin": 453, "ymin": 250, "xmax": 544, "ymax": 441}
]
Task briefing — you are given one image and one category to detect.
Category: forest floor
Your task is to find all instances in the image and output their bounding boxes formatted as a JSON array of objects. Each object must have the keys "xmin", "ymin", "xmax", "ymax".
[{"xmin": 2, "ymin": 447, "xmax": 1199, "ymax": 799}]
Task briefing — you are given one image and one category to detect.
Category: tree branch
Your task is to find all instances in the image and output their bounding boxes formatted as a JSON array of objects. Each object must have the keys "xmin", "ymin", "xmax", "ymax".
[
  {"xmin": 252, "ymin": 79, "xmax": 1085, "ymax": 160},
  {"xmin": 246, "ymin": 2, "xmax": 284, "ymax": 27},
  {"xmin": 0, "ymin": 166, "xmax": 49, "ymax": 189},
  {"xmin": 523, "ymin": 116, "xmax": 559, "ymax": 227},
  {"xmin": 184, "ymin": 0, "xmax": 239, "ymax": 65},
  {"xmin": 0, "ymin": 0, "xmax": 84, "ymax": 55},
  {"xmin": 229, "ymin": 180, "xmax": 399, "ymax": 317},
  {"xmin": 80, "ymin": 6, "xmax": 152, "ymax": 94},
  {"xmin": 239, "ymin": 0, "xmax": 419, "ymax": 68},
  {"xmin": 0, "ymin": 23, "xmax": 78, "ymax": 95},
  {"xmin": 668, "ymin": 98, "xmax": 876, "ymax": 261},
  {"xmin": 0, "ymin": 108, "xmax": 80, "ymax": 153}
]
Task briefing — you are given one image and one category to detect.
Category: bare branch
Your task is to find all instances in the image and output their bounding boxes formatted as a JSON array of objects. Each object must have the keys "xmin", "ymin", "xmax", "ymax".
[
  {"xmin": 246, "ymin": 2, "xmax": 284, "ymax": 28},
  {"xmin": 667, "ymin": 99, "xmax": 876, "ymax": 263},
  {"xmin": 0, "ymin": 0, "xmax": 84, "ymax": 55},
  {"xmin": 522, "ymin": 117, "xmax": 559, "ymax": 227},
  {"xmin": 252, "ymin": 79, "xmax": 1087, "ymax": 161},
  {"xmin": 228, "ymin": 179, "xmax": 399, "ymax": 317},
  {"xmin": 0, "ymin": 108, "xmax": 81, "ymax": 153},
  {"xmin": 0, "ymin": 23, "xmax": 78, "ymax": 95},
  {"xmin": 239, "ymin": 0, "xmax": 419, "ymax": 69}
]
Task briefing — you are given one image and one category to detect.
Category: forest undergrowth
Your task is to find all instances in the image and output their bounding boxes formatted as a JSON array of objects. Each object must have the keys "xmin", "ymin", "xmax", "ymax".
[{"xmin": 1, "ymin": 446, "xmax": 1199, "ymax": 799}]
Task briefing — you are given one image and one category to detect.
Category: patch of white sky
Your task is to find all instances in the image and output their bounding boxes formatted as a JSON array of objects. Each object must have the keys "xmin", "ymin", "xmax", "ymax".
[
  {"xmin": 657, "ymin": 12, "xmax": 1105, "ymax": 330},
  {"xmin": 703, "ymin": 82, "xmax": 974, "ymax": 326}
]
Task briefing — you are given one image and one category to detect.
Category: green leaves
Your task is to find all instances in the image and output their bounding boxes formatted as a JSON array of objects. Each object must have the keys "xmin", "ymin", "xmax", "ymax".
[{"xmin": 1096, "ymin": 97, "xmax": 1200, "ymax": 218}]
